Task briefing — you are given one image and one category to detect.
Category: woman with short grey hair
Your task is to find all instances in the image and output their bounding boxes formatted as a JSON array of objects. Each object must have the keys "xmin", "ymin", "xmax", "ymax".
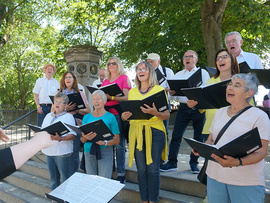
[
  {"xmin": 193, "ymin": 73, "xmax": 270, "ymax": 203},
  {"xmin": 81, "ymin": 90, "xmax": 119, "ymax": 179},
  {"xmin": 41, "ymin": 91, "xmax": 76, "ymax": 190},
  {"xmin": 230, "ymin": 73, "xmax": 259, "ymax": 102},
  {"xmin": 92, "ymin": 90, "xmax": 107, "ymax": 103}
]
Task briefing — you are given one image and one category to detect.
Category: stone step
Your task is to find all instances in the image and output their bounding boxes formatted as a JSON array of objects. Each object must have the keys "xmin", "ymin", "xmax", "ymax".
[
  {"xmin": 0, "ymin": 181, "xmax": 50, "ymax": 203},
  {"xmin": 10, "ymin": 152, "xmax": 269, "ymax": 203},
  {"xmin": 22, "ymin": 157, "xmax": 203, "ymax": 202},
  {"xmin": 3, "ymin": 171, "xmax": 51, "ymax": 197},
  {"xmin": 114, "ymin": 182, "xmax": 203, "ymax": 203},
  {"xmin": 20, "ymin": 160, "xmax": 50, "ymax": 180}
]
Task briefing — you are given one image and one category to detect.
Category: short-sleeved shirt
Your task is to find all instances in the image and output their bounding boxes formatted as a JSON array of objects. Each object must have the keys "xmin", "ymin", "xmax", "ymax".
[
  {"xmin": 207, "ymin": 106, "xmax": 270, "ymax": 186},
  {"xmin": 41, "ymin": 112, "xmax": 76, "ymax": 156},
  {"xmin": 33, "ymin": 76, "xmax": 60, "ymax": 104},
  {"xmin": 82, "ymin": 112, "xmax": 120, "ymax": 153},
  {"xmin": 237, "ymin": 50, "xmax": 263, "ymax": 70}
]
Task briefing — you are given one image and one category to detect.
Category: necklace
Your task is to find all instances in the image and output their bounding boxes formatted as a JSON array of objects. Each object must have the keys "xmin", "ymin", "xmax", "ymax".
[
  {"xmin": 93, "ymin": 110, "xmax": 106, "ymax": 117},
  {"xmin": 139, "ymin": 86, "xmax": 151, "ymax": 94}
]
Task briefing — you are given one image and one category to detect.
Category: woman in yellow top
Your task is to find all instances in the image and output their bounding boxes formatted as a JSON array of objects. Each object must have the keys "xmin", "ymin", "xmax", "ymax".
[
  {"xmin": 122, "ymin": 61, "xmax": 170, "ymax": 203},
  {"xmin": 188, "ymin": 48, "xmax": 239, "ymax": 142}
]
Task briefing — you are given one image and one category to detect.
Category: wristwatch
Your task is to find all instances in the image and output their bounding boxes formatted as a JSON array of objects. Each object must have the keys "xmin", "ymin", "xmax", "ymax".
[
  {"xmin": 237, "ymin": 158, "xmax": 242, "ymax": 167},
  {"xmin": 104, "ymin": 140, "xmax": 108, "ymax": 146}
]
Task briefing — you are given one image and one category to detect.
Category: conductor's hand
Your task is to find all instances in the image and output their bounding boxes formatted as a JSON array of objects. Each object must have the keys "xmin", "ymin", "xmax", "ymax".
[
  {"xmin": 0, "ymin": 128, "xmax": 9, "ymax": 142},
  {"xmin": 187, "ymin": 100, "xmax": 198, "ymax": 108},
  {"xmin": 121, "ymin": 111, "xmax": 132, "ymax": 121},
  {"xmin": 34, "ymin": 131, "xmax": 53, "ymax": 148},
  {"xmin": 141, "ymin": 102, "xmax": 158, "ymax": 116}
]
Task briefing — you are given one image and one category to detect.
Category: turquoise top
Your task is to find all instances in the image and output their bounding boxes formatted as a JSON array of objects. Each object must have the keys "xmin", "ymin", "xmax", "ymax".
[{"xmin": 82, "ymin": 112, "xmax": 120, "ymax": 153}]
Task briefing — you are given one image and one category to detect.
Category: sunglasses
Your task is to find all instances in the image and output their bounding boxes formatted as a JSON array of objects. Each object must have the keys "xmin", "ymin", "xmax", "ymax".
[{"xmin": 107, "ymin": 62, "xmax": 117, "ymax": 66}]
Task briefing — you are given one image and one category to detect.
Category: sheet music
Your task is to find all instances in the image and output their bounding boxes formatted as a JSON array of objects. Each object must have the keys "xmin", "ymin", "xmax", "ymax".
[{"xmin": 48, "ymin": 172, "xmax": 124, "ymax": 203}]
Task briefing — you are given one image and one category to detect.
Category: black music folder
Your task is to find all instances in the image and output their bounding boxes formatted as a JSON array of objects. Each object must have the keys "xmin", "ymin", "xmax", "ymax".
[
  {"xmin": 86, "ymin": 83, "xmax": 124, "ymax": 96},
  {"xmin": 206, "ymin": 66, "xmax": 217, "ymax": 76},
  {"xmin": 26, "ymin": 121, "xmax": 70, "ymax": 136},
  {"xmin": 239, "ymin": 61, "xmax": 251, "ymax": 73},
  {"xmin": 184, "ymin": 127, "xmax": 262, "ymax": 162},
  {"xmin": 181, "ymin": 79, "xmax": 230, "ymax": 109},
  {"xmin": 50, "ymin": 92, "xmax": 86, "ymax": 111},
  {"xmin": 167, "ymin": 68, "xmax": 202, "ymax": 96},
  {"xmin": 155, "ymin": 68, "xmax": 166, "ymax": 84},
  {"xmin": 65, "ymin": 119, "xmax": 114, "ymax": 142},
  {"xmin": 119, "ymin": 90, "xmax": 169, "ymax": 120},
  {"xmin": 46, "ymin": 172, "xmax": 124, "ymax": 203},
  {"xmin": 249, "ymin": 69, "xmax": 270, "ymax": 89}
]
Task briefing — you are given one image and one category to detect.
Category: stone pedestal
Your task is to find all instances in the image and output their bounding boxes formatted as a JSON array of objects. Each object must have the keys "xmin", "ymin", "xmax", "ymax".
[{"xmin": 63, "ymin": 45, "xmax": 103, "ymax": 104}]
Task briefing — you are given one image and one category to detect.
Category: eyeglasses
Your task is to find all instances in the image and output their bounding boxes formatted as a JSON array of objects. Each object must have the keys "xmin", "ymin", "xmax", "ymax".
[
  {"xmin": 65, "ymin": 76, "xmax": 74, "ymax": 79},
  {"xmin": 183, "ymin": 55, "xmax": 196, "ymax": 59},
  {"xmin": 107, "ymin": 62, "xmax": 117, "ymax": 66},
  {"xmin": 226, "ymin": 82, "xmax": 245, "ymax": 89},
  {"xmin": 225, "ymin": 39, "xmax": 237, "ymax": 45},
  {"xmin": 216, "ymin": 55, "xmax": 230, "ymax": 61},
  {"xmin": 54, "ymin": 100, "xmax": 66, "ymax": 104},
  {"xmin": 136, "ymin": 68, "xmax": 149, "ymax": 73}
]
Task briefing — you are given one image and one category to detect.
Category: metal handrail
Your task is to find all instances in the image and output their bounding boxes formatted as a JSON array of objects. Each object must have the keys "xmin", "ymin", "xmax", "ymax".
[{"xmin": 2, "ymin": 109, "xmax": 37, "ymax": 130}]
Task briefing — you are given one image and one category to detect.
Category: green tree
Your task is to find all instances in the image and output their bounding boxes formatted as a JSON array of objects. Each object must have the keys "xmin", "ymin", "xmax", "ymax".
[
  {"xmin": 111, "ymin": 0, "xmax": 270, "ymax": 70},
  {"xmin": 0, "ymin": 24, "xmax": 63, "ymax": 107}
]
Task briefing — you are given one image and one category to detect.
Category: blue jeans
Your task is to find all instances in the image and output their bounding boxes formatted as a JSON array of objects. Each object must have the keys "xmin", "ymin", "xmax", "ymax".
[
  {"xmin": 84, "ymin": 146, "xmax": 113, "ymax": 179},
  {"xmin": 163, "ymin": 100, "xmax": 171, "ymax": 141},
  {"xmin": 135, "ymin": 128, "xmax": 165, "ymax": 202},
  {"xmin": 115, "ymin": 114, "xmax": 125, "ymax": 176},
  {"xmin": 207, "ymin": 177, "xmax": 265, "ymax": 203},
  {"xmin": 69, "ymin": 134, "xmax": 80, "ymax": 176},
  {"xmin": 46, "ymin": 153, "xmax": 71, "ymax": 190},
  {"xmin": 168, "ymin": 105, "xmax": 205, "ymax": 166},
  {"xmin": 38, "ymin": 104, "xmax": 52, "ymax": 127}
]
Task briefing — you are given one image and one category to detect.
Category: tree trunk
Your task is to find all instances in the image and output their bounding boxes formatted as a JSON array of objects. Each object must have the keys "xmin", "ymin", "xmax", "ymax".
[{"xmin": 200, "ymin": 0, "xmax": 229, "ymax": 67}]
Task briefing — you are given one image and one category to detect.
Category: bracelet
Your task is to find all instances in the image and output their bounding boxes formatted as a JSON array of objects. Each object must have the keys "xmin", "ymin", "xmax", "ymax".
[
  {"xmin": 37, "ymin": 105, "xmax": 40, "ymax": 108},
  {"xmin": 59, "ymin": 137, "xmax": 62, "ymax": 142},
  {"xmin": 111, "ymin": 96, "xmax": 114, "ymax": 100},
  {"xmin": 104, "ymin": 140, "xmax": 108, "ymax": 146},
  {"xmin": 237, "ymin": 158, "xmax": 242, "ymax": 167}
]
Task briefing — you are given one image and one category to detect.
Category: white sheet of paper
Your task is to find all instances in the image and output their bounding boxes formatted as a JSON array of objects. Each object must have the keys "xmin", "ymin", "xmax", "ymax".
[{"xmin": 48, "ymin": 172, "xmax": 124, "ymax": 203}]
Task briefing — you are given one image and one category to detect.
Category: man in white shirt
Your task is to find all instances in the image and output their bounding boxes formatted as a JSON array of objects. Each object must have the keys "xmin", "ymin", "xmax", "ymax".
[
  {"xmin": 225, "ymin": 31, "xmax": 267, "ymax": 106},
  {"xmin": 160, "ymin": 50, "xmax": 210, "ymax": 174},
  {"xmin": 92, "ymin": 68, "xmax": 106, "ymax": 88},
  {"xmin": 33, "ymin": 64, "xmax": 60, "ymax": 126},
  {"xmin": 147, "ymin": 53, "xmax": 174, "ymax": 137},
  {"xmin": 225, "ymin": 31, "xmax": 263, "ymax": 70}
]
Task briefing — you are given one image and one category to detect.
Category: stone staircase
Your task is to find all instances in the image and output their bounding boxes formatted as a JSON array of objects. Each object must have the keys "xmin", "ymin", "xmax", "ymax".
[
  {"xmin": 0, "ymin": 152, "xmax": 269, "ymax": 203},
  {"xmin": 0, "ymin": 153, "xmax": 205, "ymax": 203}
]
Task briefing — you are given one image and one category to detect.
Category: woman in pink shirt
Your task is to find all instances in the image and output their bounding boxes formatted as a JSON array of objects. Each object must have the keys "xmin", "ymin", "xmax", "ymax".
[{"xmin": 101, "ymin": 56, "xmax": 132, "ymax": 183}]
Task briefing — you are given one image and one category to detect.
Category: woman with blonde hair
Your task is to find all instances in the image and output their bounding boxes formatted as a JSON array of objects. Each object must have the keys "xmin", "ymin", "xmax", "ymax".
[
  {"xmin": 101, "ymin": 56, "xmax": 132, "ymax": 183},
  {"xmin": 122, "ymin": 61, "xmax": 170, "ymax": 202}
]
